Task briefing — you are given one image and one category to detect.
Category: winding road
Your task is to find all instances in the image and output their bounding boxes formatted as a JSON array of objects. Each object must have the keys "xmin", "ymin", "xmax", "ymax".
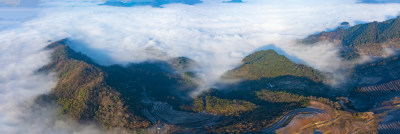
[{"xmin": 262, "ymin": 107, "xmax": 324, "ymax": 133}]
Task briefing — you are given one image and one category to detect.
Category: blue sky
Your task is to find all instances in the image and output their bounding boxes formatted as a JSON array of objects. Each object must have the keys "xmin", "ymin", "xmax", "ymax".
[{"xmin": 0, "ymin": 0, "xmax": 39, "ymax": 30}]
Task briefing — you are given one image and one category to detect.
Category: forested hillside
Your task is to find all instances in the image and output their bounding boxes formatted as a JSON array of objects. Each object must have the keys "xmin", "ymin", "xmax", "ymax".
[
  {"xmin": 225, "ymin": 50, "xmax": 323, "ymax": 82},
  {"xmin": 303, "ymin": 17, "xmax": 400, "ymax": 59},
  {"xmin": 39, "ymin": 39, "xmax": 198, "ymax": 131},
  {"xmin": 37, "ymin": 39, "xmax": 385, "ymax": 133}
]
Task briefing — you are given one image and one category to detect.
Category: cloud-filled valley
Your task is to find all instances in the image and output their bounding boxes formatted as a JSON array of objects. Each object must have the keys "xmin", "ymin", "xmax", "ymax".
[{"xmin": 0, "ymin": 0, "xmax": 400, "ymax": 133}]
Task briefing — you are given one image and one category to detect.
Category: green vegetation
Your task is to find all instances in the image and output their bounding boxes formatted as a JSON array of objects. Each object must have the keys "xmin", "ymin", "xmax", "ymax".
[
  {"xmin": 303, "ymin": 17, "xmax": 400, "ymax": 60},
  {"xmin": 192, "ymin": 95, "xmax": 257, "ymax": 116},
  {"xmin": 42, "ymin": 41, "xmax": 151, "ymax": 129},
  {"xmin": 201, "ymin": 89, "xmax": 304, "ymax": 132},
  {"xmin": 181, "ymin": 71, "xmax": 196, "ymax": 85},
  {"xmin": 256, "ymin": 90, "xmax": 310, "ymax": 107},
  {"xmin": 40, "ymin": 39, "xmax": 341, "ymax": 133},
  {"xmin": 40, "ymin": 40, "xmax": 198, "ymax": 131},
  {"xmin": 189, "ymin": 88, "xmax": 338, "ymax": 132},
  {"xmin": 304, "ymin": 17, "xmax": 400, "ymax": 47},
  {"xmin": 257, "ymin": 90, "xmax": 340, "ymax": 109},
  {"xmin": 256, "ymin": 90, "xmax": 307, "ymax": 103},
  {"xmin": 349, "ymin": 55, "xmax": 400, "ymax": 95},
  {"xmin": 226, "ymin": 50, "xmax": 323, "ymax": 82},
  {"xmin": 168, "ymin": 56, "xmax": 197, "ymax": 72},
  {"xmin": 343, "ymin": 17, "xmax": 400, "ymax": 47}
]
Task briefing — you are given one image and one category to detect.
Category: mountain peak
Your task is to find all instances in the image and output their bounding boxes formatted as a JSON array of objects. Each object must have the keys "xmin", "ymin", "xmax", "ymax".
[{"xmin": 226, "ymin": 49, "xmax": 323, "ymax": 82}]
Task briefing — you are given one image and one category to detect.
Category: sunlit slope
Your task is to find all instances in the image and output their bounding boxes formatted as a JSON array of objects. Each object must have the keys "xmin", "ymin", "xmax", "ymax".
[
  {"xmin": 226, "ymin": 50, "xmax": 323, "ymax": 82},
  {"xmin": 37, "ymin": 39, "xmax": 384, "ymax": 133},
  {"xmin": 40, "ymin": 39, "xmax": 199, "ymax": 131},
  {"xmin": 41, "ymin": 40, "xmax": 151, "ymax": 129}
]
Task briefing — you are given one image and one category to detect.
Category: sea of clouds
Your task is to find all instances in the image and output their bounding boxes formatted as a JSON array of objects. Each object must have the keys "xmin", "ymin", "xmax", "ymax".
[{"xmin": 0, "ymin": 0, "xmax": 399, "ymax": 133}]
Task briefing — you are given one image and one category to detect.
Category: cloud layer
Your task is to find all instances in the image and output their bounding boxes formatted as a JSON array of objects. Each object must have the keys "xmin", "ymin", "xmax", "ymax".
[{"xmin": 0, "ymin": 0, "xmax": 399, "ymax": 133}]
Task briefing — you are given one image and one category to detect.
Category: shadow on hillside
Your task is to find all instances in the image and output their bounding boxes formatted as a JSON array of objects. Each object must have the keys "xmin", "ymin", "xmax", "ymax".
[
  {"xmin": 216, "ymin": 75, "xmax": 331, "ymax": 99},
  {"xmin": 64, "ymin": 39, "xmax": 115, "ymax": 66},
  {"xmin": 41, "ymin": 39, "xmax": 200, "ymax": 111}
]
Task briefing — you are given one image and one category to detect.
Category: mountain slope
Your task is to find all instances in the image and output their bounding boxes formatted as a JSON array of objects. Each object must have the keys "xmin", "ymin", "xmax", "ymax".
[
  {"xmin": 41, "ymin": 40, "xmax": 151, "ymax": 130},
  {"xmin": 347, "ymin": 55, "xmax": 400, "ymax": 110},
  {"xmin": 303, "ymin": 17, "xmax": 400, "ymax": 59},
  {"xmin": 37, "ymin": 40, "xmax": 383, "ymax": 133},
  {"xmin": 225, "ymin": 50, "xmax": 323, "ymax": 82},
  {"xmin": 40, "ymin": 39, "xmax": 201, "ymax": 131},
  {"xmin": 350, "ymin": 55, "xmax": 400, "ymax": 87}
]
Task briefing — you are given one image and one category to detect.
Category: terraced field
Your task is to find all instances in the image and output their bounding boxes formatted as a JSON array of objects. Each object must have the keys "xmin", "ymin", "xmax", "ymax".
[
  {"xmin": 301, "ymin": 114, "xmax": 342, "ymax": 129},
  {"xmin": 355, "ymin": 79, "xmax": 400, "ymax": 98},
  {"xmin": 149, "ymin": 101, "xmax": 219, "ymax": 127},
  {"xmin": 378, "ymin": 121, "xmax": 400, "ymax": 134},
  {"xmin": 262, "ymin": 107, "xmax": 324, "ymax": 132},
  {"xmin": 140, "ymin": 88, "xmax": 219, "ymax": 128}
]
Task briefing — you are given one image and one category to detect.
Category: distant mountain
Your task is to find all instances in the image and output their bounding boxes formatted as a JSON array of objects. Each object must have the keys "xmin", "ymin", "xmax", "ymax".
[{"xmin": 303, "ymin": 17, "xmax": 400, "ymax": 60}]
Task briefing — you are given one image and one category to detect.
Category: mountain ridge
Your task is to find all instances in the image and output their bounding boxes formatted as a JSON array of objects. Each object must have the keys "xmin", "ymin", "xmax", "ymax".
[
  {"xmin": 303, "ymin": 16, "xmax": 400, "ymax": 59},
  {"xmin": 40, "ymin": 40, "xmax": 152, "ymax": 130},
  {"xmin": 225, "ymin": 49, "xmax": 325, "ymax": 83},
  {"xmin": 36, "ymin": 37, "xmax": 390, "ymax": 133}
]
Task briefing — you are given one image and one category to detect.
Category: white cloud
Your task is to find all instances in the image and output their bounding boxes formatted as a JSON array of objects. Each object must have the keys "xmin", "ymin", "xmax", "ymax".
[
  {"xmin": 0, "ymin": 29, "xmax": 113, "ymax": 134},
  {"xmin": 0, "ymin": 0, "xmax": 399, "ymax": 133},
  {"xmin": 30, "ymin": 0, "xmax": 400, "ymax": 88},
  {"xmin": 0, "ymin": 0, "xmax": 20, "ymax": 6}
]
